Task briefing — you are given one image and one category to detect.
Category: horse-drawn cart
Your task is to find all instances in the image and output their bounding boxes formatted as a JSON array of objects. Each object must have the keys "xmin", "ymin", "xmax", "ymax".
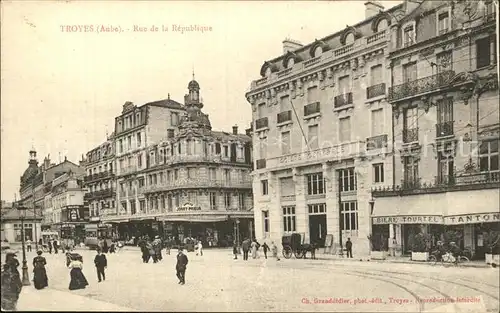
[{"xmin": 282, "ymin": 233, "xmax": 312, "ymax": 259}]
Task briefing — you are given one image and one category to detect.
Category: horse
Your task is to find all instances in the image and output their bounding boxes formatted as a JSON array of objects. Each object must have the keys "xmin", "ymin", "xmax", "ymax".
[{"xmin": 299, "ymin": 243, "xmax": 318, "ymax": 259}]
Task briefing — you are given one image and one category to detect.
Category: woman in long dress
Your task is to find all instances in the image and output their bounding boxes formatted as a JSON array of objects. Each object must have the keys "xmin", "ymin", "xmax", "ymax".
[
  {"xmin": 32, "ymin": 250, "xmax": 48, "ymax": 290},
  {"xmin": 1, "ymin": 253, "xmax": 23, "ymax": 311},
  {"xmin": 68, "ymin": 254, "xmax": 89, "ymax": 290},
  {"xmin": 251, "ymin": 240, "xmax": 258, "ymax": 259}
]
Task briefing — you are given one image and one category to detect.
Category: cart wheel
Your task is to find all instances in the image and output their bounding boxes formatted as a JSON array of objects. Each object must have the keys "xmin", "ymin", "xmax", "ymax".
[
  {"xmin": 428, "ymin": 255, "xmax": 438, "ymax": 266},
  {"xmin": 282, "ymin": 246, "xmax": 292, "ymax": 259},
  {"xmin": 294, "ymin": 249, "xmax": 304, "ymax": 259}
]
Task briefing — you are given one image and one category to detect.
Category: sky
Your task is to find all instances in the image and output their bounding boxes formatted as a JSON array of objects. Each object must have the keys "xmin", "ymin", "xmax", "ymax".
[{"xmin": 1, "ymin": 0, "xmax": 401, "ymax": 201}]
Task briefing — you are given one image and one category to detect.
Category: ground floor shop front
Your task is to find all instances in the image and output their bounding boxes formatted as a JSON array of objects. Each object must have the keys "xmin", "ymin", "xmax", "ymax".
[
  {"xmin": 103, "ymin": 212, "xmax": 254, "ymax": 248},
  {"xmin": 372, "ymin": 188, "xmax": 500, "ymax": 260}
]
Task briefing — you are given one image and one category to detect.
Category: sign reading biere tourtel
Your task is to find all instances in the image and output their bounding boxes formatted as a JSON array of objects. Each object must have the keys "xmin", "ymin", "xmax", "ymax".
[{"xmin": 373, "ymin": 213, "xmax": 500, "ymax": 225}]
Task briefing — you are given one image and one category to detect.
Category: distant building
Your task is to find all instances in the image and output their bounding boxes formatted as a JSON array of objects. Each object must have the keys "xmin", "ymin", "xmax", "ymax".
[{"xmin": 1, "ymin": 202, "xmax": 41, "ymax": 244}]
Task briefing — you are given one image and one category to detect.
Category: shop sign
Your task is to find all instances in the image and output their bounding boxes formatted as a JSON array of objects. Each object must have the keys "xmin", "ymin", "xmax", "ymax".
[
  {"xmin": 372, "ymin": 215, "xmax": 444, "ymax": 225},
  {"xmin": 444, "ymin": 213, "xmax": 500, "ymax": 225},
  {"xmin": 176, "ymin": 202, "xmax": 202, "ymax": 212},
  {"xmin": 66, "ymin": 206, "xmax": 88, "ymax": 222}
]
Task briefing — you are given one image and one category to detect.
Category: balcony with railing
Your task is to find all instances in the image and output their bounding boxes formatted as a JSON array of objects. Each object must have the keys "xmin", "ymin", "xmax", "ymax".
[
  {"xmin": 255, "ymin": 117, "xmax": 269, "ymax": 130},
  {"xmin": 256, "ymin": 159, "xmax": 266, "ymax": 169},
  {"xmin": 142, "ymin": 178, "xmax": 253, "ymax": 193},
  {"xmin": 334, "ymin": 92, "xmax": 353, "ymax": 108},
  {"xmin": 388, "ymin": 71, "xmax": 455, "ymax": 102},
  {"xmin": 281, "ymin": 195, "xmax": 296, "ymax": 202},
  {"xmin": 366, "ymin": 134, "xmax": 388, "ymax": 151},
  {"xmin": 120, "ymin": 165, "xmax": 138, "ymax": 176},
  {"xmin": 372, "ymin": 171, "xmax": 500, "ymax": 197},
  {"xmin": 366, "ymin": 30, "xmax": 386, "ymax": 44},
  {"xmin": 403, "ymin": 128, "xmax": 419, "ymax": 143},
  {"xmin": 304, "ymin": 102, "xmax": 320, "ymax": 117},
  {"xmin": 167, "ymin": 154, "xmax": 223, "ymax": 165},
  {"xmin": 84, "ymin": 171, "xmax": 115, "ymax": 182},
  {"xmin": 277, "ymin": 110, "xmax": 292, "ymax": 124},
  {"xmin": 366, "ymin": 83, "xmax": 386, "ymax": 99},
  {"xmin": 436, "ymin": 121, "xmax": 454, "ymax": 138}
]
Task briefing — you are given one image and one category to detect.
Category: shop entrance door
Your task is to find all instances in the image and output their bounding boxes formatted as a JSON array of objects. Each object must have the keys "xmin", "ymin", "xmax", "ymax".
[{"xmin": 309, "ymin": 214, "xmax": 327, "ymax": 247}]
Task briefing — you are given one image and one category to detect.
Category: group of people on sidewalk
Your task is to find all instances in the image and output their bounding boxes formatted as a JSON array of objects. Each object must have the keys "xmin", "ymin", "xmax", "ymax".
[{"xmin": 233, "ymin": 239, "xmax": 280, "ymax": 261}]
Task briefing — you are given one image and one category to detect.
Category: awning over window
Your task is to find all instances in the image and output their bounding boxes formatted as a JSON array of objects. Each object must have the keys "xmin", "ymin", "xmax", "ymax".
[{"xmin": 371, "ymin": 194, "xmax": 445, "ymax": 225}]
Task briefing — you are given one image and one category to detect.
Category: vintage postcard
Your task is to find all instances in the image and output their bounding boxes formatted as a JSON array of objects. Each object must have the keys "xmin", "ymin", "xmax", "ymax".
[{"xmin": 1, "ymin": 0, "xmax": 499, "ymax": 312}]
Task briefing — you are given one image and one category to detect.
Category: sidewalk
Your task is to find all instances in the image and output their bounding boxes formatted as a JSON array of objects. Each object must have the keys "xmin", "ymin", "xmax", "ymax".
[
  {"xmin": 17, "ymin": 286, "xmax": 137, "ymax": 311},
  {"xmin": 314, "ymin": 253, "xmax": 491, "ymax": 268}
]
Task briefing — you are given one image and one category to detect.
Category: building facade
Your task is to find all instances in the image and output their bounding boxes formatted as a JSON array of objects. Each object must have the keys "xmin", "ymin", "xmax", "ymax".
[
  {"xmin": 101, "ymin": 77, "xmax": 254, "ymax": 247},
  {"xmin": 371, "ymin": 0, "xmax": 498, "ymax": 259},
  {"xmin": 246, "ymin": 2, "xmax": 402, "ymax": 256}
]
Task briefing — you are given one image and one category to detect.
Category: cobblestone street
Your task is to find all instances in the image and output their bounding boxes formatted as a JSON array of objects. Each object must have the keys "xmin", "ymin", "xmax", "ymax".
[{"xmin": 7, "ymin": 248, "xmax": 499, "ymax": 312}]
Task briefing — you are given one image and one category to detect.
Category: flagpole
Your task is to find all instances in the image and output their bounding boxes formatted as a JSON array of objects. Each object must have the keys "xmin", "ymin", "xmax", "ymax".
[{"xmin": 289, "ymin": 99, "xmax": 310, "ymax": 152}]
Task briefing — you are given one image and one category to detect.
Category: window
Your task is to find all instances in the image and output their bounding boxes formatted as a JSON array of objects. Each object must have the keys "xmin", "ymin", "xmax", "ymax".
[
  {"xmin": 215, "ymin": 143, "xmax": 221, "ymax": 155},
  {"xmin": 373, "ymin": 163, "xmax": 384, "ymax": 183},
  {"xmin": 224, "ymin": 193, "xmax": 232, "ymax": 208},
  {"xmin": 281, "ymin": 131, "xmax": 291, "ymax": 155},
  {"xmin": 186, "ymin": 140, "xmax": 192, "ymax": 155},
  {"xmin": 339, "ymin": 117, "xmax": 351, "ymax": 142},
  {"xmin": 119, "ymin": 139, "xmax": 123, "ymax": 153},
  {"xmin": 314, "ymin": 46, "xmax": 323, "ymax": 57},
  {"xmin": 437, "ymin": 98, "xmax": 453, "ymax": 136},
  {"xmin": 137, "ymin": 154, "xmax": 142, "ymax": 168},
  {"xmin": 287, "ymin": 57, "xmax": 295, "ymax": 69},
  {"xmin": 128, "ymin": 136, "xmax": 132, "ymax": 150},
  {"xmin": 167, "ymin": 194, "xmax": 173, "ymax": 211},
  {"xmin": 187, "ymin": 167, "xmax": 197, "ymax": 179},
  {"xmin": 224, "ymin": 169, "xmax": 231, "ymax": 182},
  {"xmin": 174, "ymin": 194, "xmax": 180, "ymax": 207},
  {"xmin": 338, "ymin": 75, "xmax": 350, "ymax": 95},
  {"xmin": 403, "ymin": 62, "xmax": 417, "ymax": 82},
  {"xmin": 263, "ymin": 211, "xmax": 270, "ymax": 233},
  {"xmin": 371, "ymin": 109, "xmax": 384, "ymax": 136},
  {"xmin": 209, "ymin": 168, "xmax": 216, "ymax": 180},
  {"xmin": 280, "ymin": 95, "xmax": 290, "ymax": 111},
  {"xmin": 438, "ymin": 152, "xmax": 454, "ymax": 184},
  {"xmin": 282, "ymin": 206, "xmax": 296, "ymax": 232},
  {"xmin": 258, "ymin": 103, "xmax": 266, "ymax": 119},
  {"xmin": 476, "ymin": 37, "xmax": 491, "ymax": 68},
  {"xmin": 306, "ymin": 86, "xmax": 319, "ymax": 104},
  {"xmin": 174, "ymin": 169, "xmax": 179, "ymax": 180},
  {"xmin": 209, "ymin": 192, "xmax": 217, "ymax": 210},
  {"xmin": 14, "ymin": 223, "xmax": 33, "ymax": 242},
  {"xmin": 306, "ymin": 173, "xmax": 325, "ymax": 195},
  {"xmin": 167, "ymin": 129, "xmax": 175, "ymax": 139},
  {"xmin": 171, "ymin": 112, "xmax": 179, "ymax": 126},
  {"xmin": 345, "ymin": 32, "xmax": 355, "ymax": 45},
  {"xmin": 259, "ymin": 137, "xmax": 267, "ymax": 159},
  {"xmin": 339, "ymin": 168, "xmax": 356, "ymax": 192},
  {"xmin": 308, "ymin": 125, "xmax": 319, "ymax": 150},
  {"xmin": 280, "ymin": 177, "xmax": 295, "ymax": 197},
  {"xmin": 403, "ymin": 24, "xmax": 415, "ymax": 47},
  {"xmin": 403, "ymin": 156, "xmax": 420, "ymax": 187},
  {"xmin": 437, "ymin": 51, "xmax": 452, "ymax": 72},
  {"xmin": 376, "ymin": 19, "xmax": 388, "ymax": 32},
  {"xmin": 188, "ymin": 192, "xmax": 197, "ymax": 203},
  {"xmin": 437, "ymin": 11, "xmax": 450, "ymax": 34},
  {"xmin": 261, "ymin": 180, "xmax": 269, "ymax": 195},
  {"xmin": 139, "ymin": 200, "xmax": 145, "ymax": 213},
  {"xmin": 341, "ymin": 201, "xmax": 358, "ymax": 233},
  {"xmin": 238, "ymin": 194, "xmax": 245, "ymax": 209},
  {"xmin": 224, "ymin": 146, "xmax": 229, "ymax": 157},
  {"xmin": 370, "ymin": 64, "xmax": 383, "ymax": 86},
  {"xmin": 137, "ymin": 133, "xmax": 142, "ymax": 147},
  {"xmin": 308, "ymin": 203, "xmax": 326, "ymax": 214},
  {"xmin": 479, "ymin": 140, "xmax": 499, "ymax": 172}
]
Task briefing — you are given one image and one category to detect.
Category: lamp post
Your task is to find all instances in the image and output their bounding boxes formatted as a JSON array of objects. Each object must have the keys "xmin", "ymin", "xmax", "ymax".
[
  {"xmin": 17, "ymin": 205, "xmax": 31, "ymax": 286},
  {"xmin": 236, "ymin": 219, "xmax": 241, "ymax": 251},
  {"xmin": 369, "ymin": 197, "xmax": 375, "ymax": 253}
]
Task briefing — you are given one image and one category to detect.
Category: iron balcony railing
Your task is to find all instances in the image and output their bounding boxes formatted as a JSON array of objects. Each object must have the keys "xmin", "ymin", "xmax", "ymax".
[
  {"xmin": 436, "ymin": 121, "xmax": 454, "ymax": 138},
  {"xmin": 142, "ymin": 178, "xmax": 252, "ymax": 193},
  {"xmin": 304, "ymin": 102, "xmax": 320, "ymax": 116},
  {"xmin": 255, "ymin": 117, "xmax": 269, "ymax": 130},
  {"xmin": 366, "ymin": 83, "xmax": 386, "ymax": 99},
  {"xmin": 277, "ymin": 110, "xmax": 292, "ymax": 123},
  {"xmin": 256, "ymin": 159, "xmax": 266, "ymax": 169},
  {"xmin": 366, "ymin": 134, "xmax": 388, "ymax": 150},
  {"xmin": 334, "ymin": 92, "xmax": 353, "ymax": 108},
  {"xmin": 388, "ymin": 71, "xmax": 455, "ymax": 102},
  {"xmin": 403, "ymin": 128, "xmax": 419, "ymax": 143}
]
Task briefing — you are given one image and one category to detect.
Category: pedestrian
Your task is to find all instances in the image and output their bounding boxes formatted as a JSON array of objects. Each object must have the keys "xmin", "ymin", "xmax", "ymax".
[
  {"xmin": 176, "ymin": 248, "xmax": 188, "ymax": 285},
  {"xmin": 102, "ymin": 240, "xmax": 109, "ymax": 254},
  {"xmin": 233, "ymin": 242, "xmax": 238, "ymax": 260},
  {"xmin": 153, "ymin": 236, "xmax": 162, "ymax": 261},
  {"xmin": 165, "ymin": 238, "xmax": 171, "ymax": 255},
  {"xmin": 262, "ymin": 242, "xmax": 269, "ymax": 259},
  {"xmin": 271, "ymin": 242, "xmax": 280, "ymax": 261},
  {"xmin": 94, "ymin": 248, "xmax": 107, "ymax": 283},
  {"xmin": 388, "ymin": 237, "xmax": 397, "ymax": 257},
  {"xmin": 32, "ymin": 250, "xmax": 48, "ymax": 290},
  {"xmin": 68, "ymin": 253, "xmax": 89, "ymax": 290},
  {"xmin": 241, "ymin": 238, "xmax": 250, "ymax": 261},
  {"xmin": 251, "ymin": 240, "xmax": 258, "ymax": 259},
  {"xmin": 47, "ymin": 240, "xmax": 53, "ymax": 254},
  {"xmin": 196, "ymin": 240, "xmax": 203, "ymax": 256},
  {"xmin": 346, "ymin": 238, "xmax": 353, "ymax": 258},
  {"xmin": 147, "ymin": 241, "xmax": 156, "ymax": 263},
  {"xmin": 1, "ymin": 258, "xmax": 23, "ymax": 311},
  {"xmin": 26, "ymin": 238, "xmax": 32, "ymax": 252},
  {"xmin": 53, "ymin": 239, "xmax": 59, "ymax": 254}
]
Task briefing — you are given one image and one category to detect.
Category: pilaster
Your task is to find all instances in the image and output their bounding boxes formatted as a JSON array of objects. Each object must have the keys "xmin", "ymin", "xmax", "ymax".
[
  {"xmin": 268, "ymin": 172, "xmax": 282, "ymax": 243},
  {"xmin": 324, "ymin": 164, "xmax": 339, "ymax": 245},
  {"xmin": 294, "ymin": 168, "xmax": 308, "ymax": 243}
]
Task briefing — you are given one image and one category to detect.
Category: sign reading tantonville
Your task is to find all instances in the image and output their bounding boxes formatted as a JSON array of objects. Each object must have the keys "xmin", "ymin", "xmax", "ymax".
[{"xmin": 444, "ymin": 213, "xmax": 500, "ymax": 225}]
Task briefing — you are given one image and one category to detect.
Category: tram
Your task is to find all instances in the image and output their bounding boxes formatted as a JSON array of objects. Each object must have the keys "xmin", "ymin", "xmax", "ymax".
[
  {"xmin": 84, "ymin": 224, "xmax": 113, "ymax": 250},
  {"xmin": 60, "ymin": 224, "xmax": 76, "ymax": 250}
]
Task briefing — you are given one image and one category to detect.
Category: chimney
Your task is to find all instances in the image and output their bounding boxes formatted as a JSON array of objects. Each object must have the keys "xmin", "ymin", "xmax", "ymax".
[
  {"xmin": 365, "ymin": 1, "xmax": 384, "ymax": 19},
  {"xmin": 282, "ymin": 38, "xmax": 303, "ymax": 54},
  {"xmin": 232, "ymin": 125, "xmax": 238, "ymax": 135}
]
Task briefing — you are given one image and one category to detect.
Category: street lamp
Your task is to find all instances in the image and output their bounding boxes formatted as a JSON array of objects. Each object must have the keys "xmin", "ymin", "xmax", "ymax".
[
  {"xmin": 368, "ymin": 197, "xmax": 375, "ymax": 253},
  {"xmin": 17, "ymin": 205, "xmax": 31, "ymax": 286},
  {"xmin": 236, "ymin": 219, "xmax": 241, "ymax": 251}
]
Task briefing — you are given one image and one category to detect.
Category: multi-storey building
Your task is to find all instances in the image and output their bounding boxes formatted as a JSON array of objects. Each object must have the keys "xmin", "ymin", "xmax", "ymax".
[
  {"xmin": 80, "ymin": 134, "xmax": 117, "ymax": 238},
  {"xmin": 371, "ymin": 0, "xmax": 498, "ymax": 259},
  {"xmin": 246, "ymin": 1, "xmax": 402, "ymax": 256},
  {"xmin": 19, "ymin": 150, "xmax": 85, "ymax": 244},
  {"xmin": 102, "ymin": 77, "xmax": 254, "ymax": 246}
]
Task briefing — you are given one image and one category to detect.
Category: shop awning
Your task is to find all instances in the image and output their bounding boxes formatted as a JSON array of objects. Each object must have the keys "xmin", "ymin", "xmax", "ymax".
[
  {"xmin": 157, "ymin": 215, "xmax": 229, "ymax": 223},
  {"xmin": 372, "ymin": 194, "xmax": 445, "ymax": 225},
  {"xmin": 102, "ymin": 218, "xmax": 130, "ymax": 223}
]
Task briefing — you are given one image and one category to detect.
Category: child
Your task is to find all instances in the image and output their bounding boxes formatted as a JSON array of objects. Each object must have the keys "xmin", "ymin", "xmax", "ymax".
[{"xmin": 271, "ymin": 241, "xmax": 280, "ymax": 261}]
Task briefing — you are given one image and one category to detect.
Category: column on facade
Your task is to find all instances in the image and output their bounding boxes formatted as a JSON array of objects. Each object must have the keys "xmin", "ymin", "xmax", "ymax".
[
  {"xmin": 252, "ymin": 175, "xmax": 264, "ymax": 241},
  {"xmin": 293, "ymin": 167, "xmax": 308, "ymax": 243},
  {"xmin": 491, "ymin": 34, "xmax": 497, "ymax": 64},
  {"xmin": 268, "ymin": 171, "xmax": 282, "ymax": 243},
  {"xmin": 354, "ymin": 158, "xmax": 371, "ymax": 258},
  {"xmin": 323, "ymin": 163, "xmax": 339, "ymax": 246}
]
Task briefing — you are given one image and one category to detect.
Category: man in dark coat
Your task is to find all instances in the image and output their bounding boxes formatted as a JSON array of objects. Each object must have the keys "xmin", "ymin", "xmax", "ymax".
[
  {"xmin": 241, "ymin": 238, "xmax": 250, "ymax": 261},
  {"xmin": 94, "ymin": 249, "xmax": 107, "ymax": 282},
  {"xmin": 53, "ymin": 239, "xmax": 59, "ymax": 254},
  {"xmin": 176, "ymin": 248, "xmax": 188, "ymax": 285},
  {"xmin": 47, "ymin": 240, "xmax": 53, "ymax": 254},
  {"xmin": 346, "ymin": 238, "xmax": 353, "ymax": 258},
  {"xmin": 1, "ymin": 252, "xmax": 23, "ymax": 311}
]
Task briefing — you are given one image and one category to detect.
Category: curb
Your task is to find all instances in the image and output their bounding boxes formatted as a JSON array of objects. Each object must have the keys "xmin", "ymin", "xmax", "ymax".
[{"xmin": 313, "ymin": 256, "xmax": 491, "ymax": 268}]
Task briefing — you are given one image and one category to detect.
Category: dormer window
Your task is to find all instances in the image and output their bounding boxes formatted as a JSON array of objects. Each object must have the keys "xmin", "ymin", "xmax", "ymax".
[
  {"xmin": 403, "ymin": 23, "xmax": 415, "ymax": 47},
  {"xmin": 376, "ymin": 19, "xmax": 388, "ymax": 32},
  {"xmin": 265, "ymin": 67, "xmax": 272, "ymax": 77},
  {"xmin": 313, "ymin": 46, "xmax": 323, "ymax": 57},
  {"xmin": 345, "ymin": 33, "xmax": 355, "ymax": 45},
  {"xmin": 437, "ymin": 11, "xmax": 450, "ymax": 35},
  {"xmin": 286, "ymin": 58, "xmax": 295, "ymax": 69}
]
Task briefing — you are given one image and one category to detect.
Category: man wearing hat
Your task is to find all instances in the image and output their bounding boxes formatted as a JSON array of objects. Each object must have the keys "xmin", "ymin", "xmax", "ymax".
[
  {"xmin": 153, "ymin": 236, "xmax": 163, "ymax": 262},
  {"xmin": 93, "ymin": 248, "xmax": 107, "ymax": 282},
  {"xmin": 176, "ymin": 248, "xmax": 188, "ymax": 285}
]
